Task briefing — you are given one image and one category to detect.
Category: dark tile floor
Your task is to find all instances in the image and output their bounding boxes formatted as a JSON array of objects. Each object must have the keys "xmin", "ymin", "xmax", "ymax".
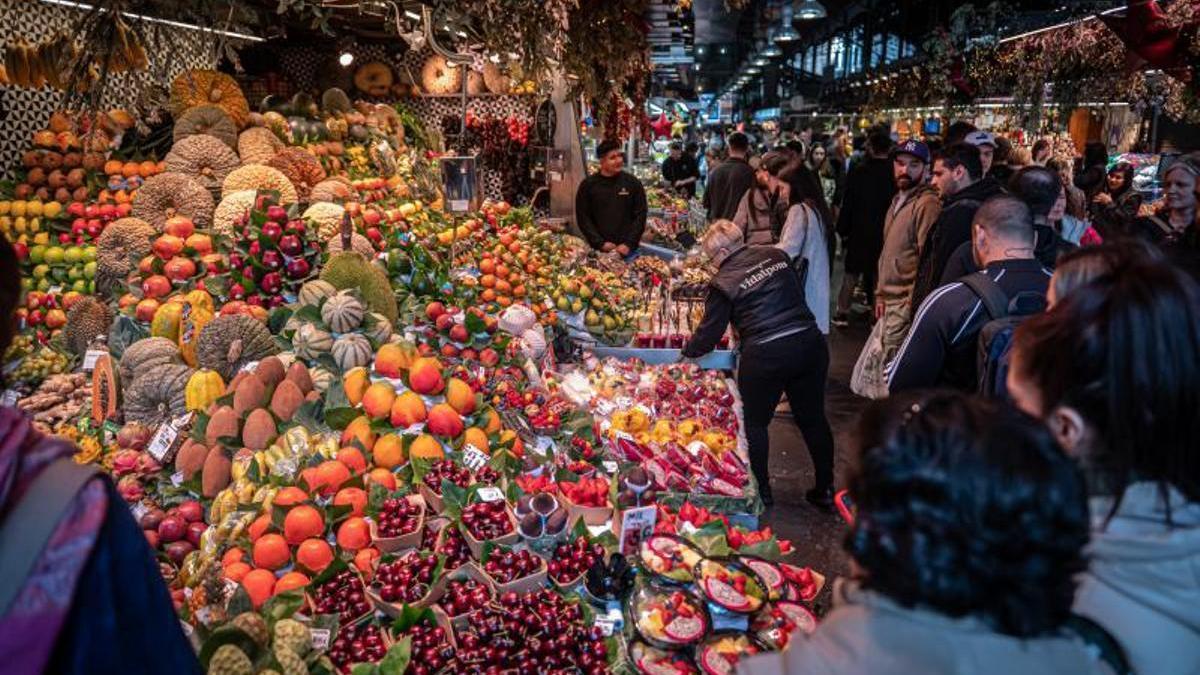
[{"xmin": 758, "ymin": 318, "xmax": 871, "ymax": 611}]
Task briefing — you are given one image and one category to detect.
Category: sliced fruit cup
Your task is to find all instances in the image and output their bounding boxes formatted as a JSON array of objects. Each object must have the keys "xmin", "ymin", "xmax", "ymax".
[
  {"xmin": 750, "ymin": 601, "xmax": 818, "ymax": 650},
  {"xmin": 365, "ymin": 549, "xmax": 444, "ymax": 615},
  {"xmin": 694, "ymin": 631, "xmax": 769, "ymax": 675},
  {"xmin": 559, "ymin": 489, "xmax": 613, "ymax": 527},
  {"xmin": 779, "ymin": 563, "xmax": 825, "ymax": 603},
  {"xmin": 736, "ymin": 556, "xmax": 785, "ymax": 602},
  {"xmin": 368, "ymin": 493, "xmax": 426, "ymax": 553},
  {"xmin": 693, "ymin": 559, "xmax": 768, "ymax": 615},
  {"xmin": 629, "ymin": 639, "xmax": 701, "ymax": 675},
  {"xmin": 638, "ymin": 533, "xmax": 705, "ymax": 585},
  {"xmin": 629, "ymin": 582, "xmax": 711, "ymax": 650}
]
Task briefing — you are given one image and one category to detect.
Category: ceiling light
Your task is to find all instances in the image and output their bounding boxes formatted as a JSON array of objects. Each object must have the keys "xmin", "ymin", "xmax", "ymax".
[
  {"xmin": 795, "ymin": 0, "xmax": 827, "ymax": 21},
  {"xmin": 774, "ymin": 5, "xmax": 800, "ymax": 42},
  {"xmin": 339, "ymin": 51, "xmax": 354, "ymax": 66},
  {"xmin": 753, "ymin": 55, "xmax": 769, "ymax": 66},
  {"xmin": 39, "ymin": 0, "xmax": 265, "ymax": 41},
  {"xmin": 762, "ymin": 41, "xmax": 783, "ymax": 58},
  {"xmin": 746, "ymin": 66, "xmax": 762, "ymax": 74},
  {"xmin": 720, "ymin": 46, "xmax": 728, "ymax": 54}
]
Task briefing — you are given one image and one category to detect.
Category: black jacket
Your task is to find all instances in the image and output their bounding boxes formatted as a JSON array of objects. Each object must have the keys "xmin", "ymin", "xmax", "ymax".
[
  {"xmin": 1090, "ymin": 189, "xmax": 1142, "ymax": 240},
  {"xmin": 682, "ymin": 246, "xmax": 816, "ymax": 357},
  {"xmin": 704, "ymin": 157, "xmax": 756, "ymax": 222},
  {"xmin": 574, "ymin": 171, "xmax": 648, "ymax": 251},
  {"xmin": 661, "ymin": 155, "xmax": 699, "ymax": 198},
  {"xmin": 939, "ymin": 224, "xmax": 1075, "ymax": 285},
  {"xmin": 888, "ymin": 258, "xmax": 1051, "ymax": 392},
  {"xmin": 835, "ymin": 156, "xmax": 895, "ymax": 274},
  {"xmin": 910, "ymin": 177, "xmax": 1006, "ymax": 310}
]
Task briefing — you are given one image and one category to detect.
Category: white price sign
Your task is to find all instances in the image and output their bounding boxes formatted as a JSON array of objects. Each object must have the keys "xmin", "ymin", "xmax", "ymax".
[
  {"xmin": 602, "ymin": 460, "xmax": 619, "ymax": 475},
  {"xmin": 462, "ymin": 444, "xmax": 489, "ymax": 471},
  {"xmin": 146, "ymin": 424, "xmax": 179, "ymax": 462},
  {"xmin": 82, "ymin": 349, "xmax": 106, "ymax": 372},
  {"xmin": 476, "ymin": 486, "xmax": 504, "ymax": 503},
  {"xmin": 1, "ymin": 389, "xmax": 19, "ymax": 407},
  {"xmin": 310, "ymin": 628, "xmax": 332, "ymax": 652}
]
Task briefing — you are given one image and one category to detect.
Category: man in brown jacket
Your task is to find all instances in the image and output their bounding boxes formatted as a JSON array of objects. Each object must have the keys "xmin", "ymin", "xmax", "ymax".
[{"xmin": 851, "ymin": 139, "xmax": 940, "ymax": 398}]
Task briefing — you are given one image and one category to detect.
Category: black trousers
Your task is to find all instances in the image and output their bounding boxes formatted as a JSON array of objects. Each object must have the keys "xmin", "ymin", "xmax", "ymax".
[{"xmin": 737, "ymin": 328, "xmax": 835, "ymax": 496}]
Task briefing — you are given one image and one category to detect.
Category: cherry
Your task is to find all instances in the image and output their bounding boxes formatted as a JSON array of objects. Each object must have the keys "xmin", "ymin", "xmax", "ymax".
[
  {"xmin": 373, "ymin": 551, "xmax": 438, "ymax": 603},
  {"xmin": 376, "ymin": 497, "xmax": 421, "ymax": 537},
  {"xmin": 461, "ymin": 501, "xmax": 513, "ymax": 541},
  {"xmin": 311, "ymin": 569, "xmax": 370, "ymax": 623}
]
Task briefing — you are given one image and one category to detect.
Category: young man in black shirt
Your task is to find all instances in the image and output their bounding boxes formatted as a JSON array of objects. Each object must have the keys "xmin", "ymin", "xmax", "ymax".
[
  {"xmin": 574, "ymin": 140, "xmax": 648, "ymax": 256},
  {"xmin": 704, "ymin": 132, "xmax": 756, "ymax": 222},
  {"xmin": 661, "ymin": 141, "xmax": 700, "ymax": 197}
]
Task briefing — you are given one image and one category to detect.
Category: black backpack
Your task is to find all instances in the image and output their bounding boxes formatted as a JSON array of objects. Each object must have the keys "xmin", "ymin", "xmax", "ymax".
[{"xmin": 960, "ymin": 272, "xmax": 1046, "ymax": 397}]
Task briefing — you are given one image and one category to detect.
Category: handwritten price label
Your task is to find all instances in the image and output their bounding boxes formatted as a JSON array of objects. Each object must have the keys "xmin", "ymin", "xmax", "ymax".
[
  {"xmin": 476, "ymin": 486, "xmax": 504, "ymax": 503},
  {"xmin": 462, "ymin": 444, "xmax": 489, "ymax": 471}
]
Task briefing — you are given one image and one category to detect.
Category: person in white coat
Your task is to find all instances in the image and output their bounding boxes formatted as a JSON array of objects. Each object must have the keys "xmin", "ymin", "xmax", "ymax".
[
  {"xmin": 738, "ymin": 392, "xmax": 1111, "ymax": 675},
  {"xmin": 776, "ymin": 163, "xmax": 831, "ymax": 334},
  {"xmin": 1009, "ymin": 255, "xmax": 1200, "ymax": 675}
]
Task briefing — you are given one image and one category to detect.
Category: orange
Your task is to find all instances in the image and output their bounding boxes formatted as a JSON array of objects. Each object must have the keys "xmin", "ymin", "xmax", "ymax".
[
  {"xmin": 248, "ymin": 514, "xmax": 273, "ymax": 542},
  {"xmin": 252, "ymin": 533, "xmax": 291, "ymax": 570},
  {"xmin": 241, "ymin": 568, "xmax": 276, "ymax": 608},
  {"xmin": 336, "ymin": 517, "xmax": 371, "ymax": 551},
  {"xmin": 365, "ymin": 467, "xmax": 397, "ymax": 491},
  {"xmin": 274, "ymin": 486, "xmax": 309, "ymax": 506},
  {"xmin": 339, "ymin": 415, "xmax": 376, "ymax": 453},
  {"xmin": 336, "ymin": 447, "xmax": 367, "ymax": 474},
  {"xmin": 300, "ymin": 467, "xmax": 324, "ymax": 494},
  {"xmin": 283, "ymin": 505, "xmax": 325, "ymax": 545},
  {"xmin": 354, "ymin": 547, "xmax": 381, "ymax": 580},
  {"xmin": 372, "ymin": 434, "xmax": 406, "ymax": 469},
  {"xmin": 274, "ymin": 571, "xmax": 311, "ymax": 594},
  {"xmin": 315, "ymin": 460, "xmax": 352, "ymax": 496},
  {"xmin": 334, "ymin": 487, "xmax": 368, "ymax": 518},
  {"xmin": 222, "ymin": 548, "xmax": 247, "ymax": 567},
  {"xmin": 295, "ymin": 538, "xmax": 334, "ymax": 574},
  {"xmin": 223, "ymin": 561, "xmax": 251, "ymax": 583},
  {"xmin": 480, "ymin": 408, "xmax": 503, "ymax": 435}
]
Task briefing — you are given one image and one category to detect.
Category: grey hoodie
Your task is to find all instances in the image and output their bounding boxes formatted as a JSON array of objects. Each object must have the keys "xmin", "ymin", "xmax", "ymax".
[
  {"xmin": 1075, "ymin": 482, "xmax": 1200, "ymax": 675},
  {"xmin": 738, "ymin": 580, "xmax": 1111, "ymax": 675}
]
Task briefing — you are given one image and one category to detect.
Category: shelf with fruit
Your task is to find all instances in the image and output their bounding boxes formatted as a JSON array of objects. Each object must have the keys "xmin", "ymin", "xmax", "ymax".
[{"xmin": 223, "ymin": 193, "xmax": 323, "ymax": 309}]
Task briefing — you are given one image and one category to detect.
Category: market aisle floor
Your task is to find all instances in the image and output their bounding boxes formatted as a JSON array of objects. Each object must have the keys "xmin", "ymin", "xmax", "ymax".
[{"xmin": 759, "ymin": 314, "xmax": 870, "ymax": 611}]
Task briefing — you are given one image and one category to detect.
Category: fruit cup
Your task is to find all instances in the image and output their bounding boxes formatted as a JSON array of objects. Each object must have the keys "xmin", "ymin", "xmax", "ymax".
[
  {"xmin": 367, "ymin": 493, "xmax": 426, "ymax": 553},
  {"xmin": 366, "ymin": 549, "xmax": 443, "ymax": 614},
  {"xmin": 460, "ymin": 500, "xmax": 520, "ymax": 559},
  {"xmin": 479, "ymin": 545, "xmax": 548, "ymax": 595}
]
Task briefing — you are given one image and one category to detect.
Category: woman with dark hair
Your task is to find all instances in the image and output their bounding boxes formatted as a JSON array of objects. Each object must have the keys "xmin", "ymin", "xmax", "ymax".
[
  {"xmin": 1008, "ymin": 260, "xmax": 1200, "ymax": 675},
  {"xmin": 1075, "ymin": 141, "xmax": 1110, "ymax": 201},
  {"xmin": 0, "ymin": 235, "xmax": 199, "ymax": 673},
  {"xmin": 806, "ymin": 143, "xmax": 841, "ymax": 213},
  {"xmin": 1090, "ymin": 161, "xmax": 1142, "ymax": 238},
  {"xmin": 1045, "ymin": 242, "xmax": 1160, "ymax": 307},
  {"xmin": 777, "ymin": 162, "xmax": 832, "ymax": 333},
  {"xmin": 741, "ymin": 392, "xmax": 1108, "ymax": 674}
]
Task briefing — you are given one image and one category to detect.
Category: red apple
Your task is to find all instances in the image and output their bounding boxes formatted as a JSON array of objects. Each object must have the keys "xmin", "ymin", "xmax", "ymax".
[{"xmin": 43, "ymin": 308, "xmax": 67, "ymax": 330}]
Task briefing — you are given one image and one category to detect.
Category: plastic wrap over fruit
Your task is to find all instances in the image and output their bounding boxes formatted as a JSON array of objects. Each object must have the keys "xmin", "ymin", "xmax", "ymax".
[
  {"xmin": 209, "ymin": 487, "xmax": 239, "ymax": 523},
  {"xmin": 518, "ymin": 327, "xmax": 547, "ymax": 359},
  {"xmin": 498, "ymin": 304, "xmax": 537, "ymax": 335}
]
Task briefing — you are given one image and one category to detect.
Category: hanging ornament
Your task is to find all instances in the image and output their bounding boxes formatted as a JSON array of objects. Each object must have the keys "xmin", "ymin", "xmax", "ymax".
[
  {"xmin": 649, "ymin": 112, "xmax": 672, "ymax": 138},
  {"xmin": 1100, "ymin": 0, "xmax": 1197, "ymax": 81}
]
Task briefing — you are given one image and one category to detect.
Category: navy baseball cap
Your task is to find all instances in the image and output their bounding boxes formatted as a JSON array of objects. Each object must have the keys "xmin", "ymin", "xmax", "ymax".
[{"xmin": 890, "ymin": 139, "xmax": 931, "ymax": 164}]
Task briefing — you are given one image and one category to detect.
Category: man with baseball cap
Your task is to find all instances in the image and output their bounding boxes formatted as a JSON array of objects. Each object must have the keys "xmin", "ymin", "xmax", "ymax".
[{"xmin": 850, "ymin": 138, "xmax": 940, "ymax": 398}]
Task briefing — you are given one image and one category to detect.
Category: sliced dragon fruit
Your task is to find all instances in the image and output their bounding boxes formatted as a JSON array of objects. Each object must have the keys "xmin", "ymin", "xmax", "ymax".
[
  {"xmin": 663, "ymin": 615, "xmax": 707, "ymax": 643},
  {"xmin": 702, "ymin": 577, "xmax": 753, "ymax": 612},
  {"xmin": 741, "ymin": 559, "xmax": 784, "ymax": 598},
  {"xmin": 665, "ymin": 469, "xmax": 692, "ymax": 492},
  {"xmin": 644, "ymin": 458, "xmax": 669, "ymax": 488},
  {"xmin": 777, "ymin": 601, "xmax": 818, "ymax": 634},
  {"xmin": 698, "ymin": 646, "xmax": 738, "ymax": 675},
  {"xmin": 709, "ymin": 477, "xmax": 744, "ymax": 497}
]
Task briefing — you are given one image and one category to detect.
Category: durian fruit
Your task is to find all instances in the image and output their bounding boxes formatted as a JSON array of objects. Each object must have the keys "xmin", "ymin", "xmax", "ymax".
[
  {"xmin": 272, "ymin": 618, "xmax": 310, "ymax": 656},
  {"xmin": 196, "ymin": 315, "xmax": 280, "ymax": 381},
  {"xmin": 207, "ymin": 644, "xmax": 253, "ymax": 675},
  {"xmin": 319, "ymin": 251, "xmax": 398, "ymax": 325},
  {"xmin": 322, "ymin": 231, "xmax": 374, "ymax": 258},
  {"xmin": 96, "ymin": 217, "xmax": 155, "ymax": 296},
  {"xmin": 64, "ymin": 296, "xmax": 113, "ymax": 356}
]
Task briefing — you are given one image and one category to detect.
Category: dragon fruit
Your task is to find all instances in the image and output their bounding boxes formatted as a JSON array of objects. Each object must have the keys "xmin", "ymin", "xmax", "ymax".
[
  {"xmin": 116, "ymin": 474, "xmax": 145, "ymax": 502},
  {"xmin": 111, "ymin": 449, "xmax": 142, "ymax": 476}
]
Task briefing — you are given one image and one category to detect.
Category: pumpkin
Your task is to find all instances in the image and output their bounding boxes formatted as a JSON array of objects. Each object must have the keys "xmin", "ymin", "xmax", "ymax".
[
  {"xmin": 124, "ymin": 363, "xmax": 193, "ymax": 426},
  {"xmin": 309, "ymin": 178, "xmax": 355, "ymax": 203},
  {"xmin": 293, "ymin": 323, "xmax": 334, "ymax": 360},
  {"xmin": 301, "ymin": 202, "xmax": 346, "ymax": 240},
  {"xmin": 331, "ymin": 333, "xmax": 372, "ymax": 371},
  {"xmin": 212, "ymin": 190, "xmax": 257, "ymax": 237},
  {"xmin": 353, "ymin": 61, "xmax": 394, "ymax": 97},
  {"xmin": 267, "ymin": 148, "xmax": 326, "ymax": 202},
  {"xmin": 163, "ymin": 134, "xmax": 240, "ymax": 192},
  {"xmin": 173, "ymin": 105, "xmax": 238, "ymax": 149},
  {"xmin": 151, "ymin": 301, "xmax": 187, "ymax": 342},
  {"xmin": 132, "ymin": 172, "xmax": 214, "ymax": 230},
  {"xmin": 421, "ymin": 55, "xmax": 462, "ymax": 95},
  {"xmin": 321, "ymin": 292, "xmax": 365, "ymax": 333},
  {"xmin": 298, "ymin": 279, "xmax": 337, "ymax": 307},
  {"xmin": 185, "ymin": 369, "xmax": 225, "ymax": 412},
  {"xmin": 96, "ymin": 217, "xmax": 155, "ymax": 296},
  {"xmin": 170, "ymin": 70, "xmax": 250, "ymax": 129},
  {"xmin": 196, "ymin": 314, "xmax": 280, "ymax": 380},
  {"xmin": 237, "ymin": 127, "xmax": 285, "ymax": 165},
  {"xmin": 222, "ymin": 164, "xmax": 298, "ymax": 204},
  {"xmin": 178, "ymin": 302, "xmax": 214, "ymax": 367},
  {"xmin": 119, "ymin": 337, "xmax": 182, "ymax": 386}
]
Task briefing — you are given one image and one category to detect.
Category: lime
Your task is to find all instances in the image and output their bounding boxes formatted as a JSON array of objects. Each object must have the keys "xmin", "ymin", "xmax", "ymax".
[{"xmin": 43, "ymin": 246, "xmax": 65, "ymax": 265}]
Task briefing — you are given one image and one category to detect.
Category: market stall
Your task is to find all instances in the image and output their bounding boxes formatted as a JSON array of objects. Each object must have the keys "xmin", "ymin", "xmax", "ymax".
[{"xmin": 0, "ymin": 2, "xmax": 815, "ymax": 674}]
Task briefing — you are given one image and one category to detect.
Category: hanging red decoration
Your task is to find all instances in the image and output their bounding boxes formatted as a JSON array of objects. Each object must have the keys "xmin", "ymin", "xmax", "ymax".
[
  {"xmin": 648, "ymin": 112, "xmax": 673, "ymax": 139},
  {"xmin": 1099, "ymin": 0, "xmax": 1197, "ymax": 80}
]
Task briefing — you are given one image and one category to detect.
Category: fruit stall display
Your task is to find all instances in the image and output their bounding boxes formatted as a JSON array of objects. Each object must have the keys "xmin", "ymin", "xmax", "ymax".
[{"xmin": 0, "ymin": 71, "xmax": 821, "ymax": 675}]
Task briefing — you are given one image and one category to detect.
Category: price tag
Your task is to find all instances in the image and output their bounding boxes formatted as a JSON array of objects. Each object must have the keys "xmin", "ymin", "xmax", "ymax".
[
  {"xmin": 617, "ymin": 505, "xmax": 657, "ymax": 556},
  {"xmin": 239, "ymin": 360, "xmax": 260, "ymax": 374},
  {"xmin": 146, "ymin": 423, "xmax": 180, "ymax": 462},
  {"xmin": 310, "ymin": 628, "xmax": 332, "ymax": 652},
  {"xmin": 131, "ymin": 501, "xmax": 149, "ymax": 523},
  {"xmin": 532, "ymin": 436, "xmax": 554, "ymax": 457},
  {"xmin": 1, "ymin": 389, "xmax": 19, "ymax": 407},
  {"xmin": 476, "ymin": 486, "xmax": 504, "ymax": 503},
  {"xmin": 47, "ymin": 285, "xmax": 63, "ymax": 295},
  {"xmin": 449, "ymin": 199, "xmax": 469, "ymax": 211},
  {"xmin": 81, "ymin": 349, "xmax": 106, "ymax": 372},
  {"xmin": 171, "ymin": 471, "xmax": 185, "ymax": 487},
  {"xmin": 594, "ymin": 616, "xmax": 617, "ymax": 637},
  {"xmin": 711, "ymin": 611, "xmax": 750, "ymax": 633},
  {"xmin": 602, "ymin": 460, "xmax": 618, "ymax": 475},
  {"xmin": 462, "ymin": 444, "xmax": 489, "ymax": 471}
]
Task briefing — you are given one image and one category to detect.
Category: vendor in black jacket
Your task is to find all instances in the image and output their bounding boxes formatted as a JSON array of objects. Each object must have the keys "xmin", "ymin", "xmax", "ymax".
[
  {"xmin": 888, "ymin": 196, "xmax": 1051, "ymax": 393},
  {"xmin": 682, "ymin": 219, "xmax": 835, "ymax": 509},
  {"xmin": 661, "ymin": 141, "xmax": 700, "ymax": 198},
  {"xmin": 575, "ymin": 140, "xmax": 648, "ymax": 255}
]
